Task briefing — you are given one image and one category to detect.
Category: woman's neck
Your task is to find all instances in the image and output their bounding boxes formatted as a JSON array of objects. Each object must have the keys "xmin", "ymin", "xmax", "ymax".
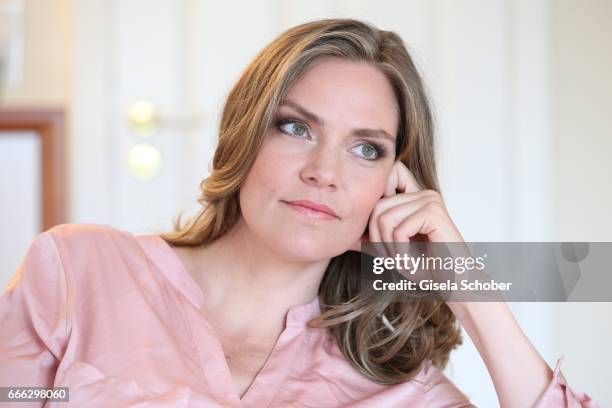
[{"xmin": 184, "ymin": 218, "xmax": 330, "ymax": 335}]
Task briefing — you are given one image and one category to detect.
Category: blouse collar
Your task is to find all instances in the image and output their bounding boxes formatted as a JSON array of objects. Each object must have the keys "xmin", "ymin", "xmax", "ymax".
[{"xmin": 137, "ymin": 234, "xmax": 322, "ymax": 327}]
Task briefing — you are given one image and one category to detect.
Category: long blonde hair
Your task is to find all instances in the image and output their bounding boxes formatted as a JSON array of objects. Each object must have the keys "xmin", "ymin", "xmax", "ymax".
[{"xmin": 160, "ymin": 18, "xmax": 462, "ymax": 384}]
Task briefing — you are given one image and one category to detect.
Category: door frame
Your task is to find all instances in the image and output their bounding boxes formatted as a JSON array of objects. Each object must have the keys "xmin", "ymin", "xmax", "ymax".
[{"xmin": 0, "ymin": 109, "xmax": 67, "ymax": 230}]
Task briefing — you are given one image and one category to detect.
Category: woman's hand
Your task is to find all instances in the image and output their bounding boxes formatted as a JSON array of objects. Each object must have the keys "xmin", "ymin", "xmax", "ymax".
[
  {"xmin": 349, "ymin": 163, "xmax": 558, "ymax": 408},
  {"xmin": 349, "ymin": 160, "xmax": 472, "ymax": 292},
  {"xmin": 350, "ymin": 160, "xmax": 465, "ymax": 253}
]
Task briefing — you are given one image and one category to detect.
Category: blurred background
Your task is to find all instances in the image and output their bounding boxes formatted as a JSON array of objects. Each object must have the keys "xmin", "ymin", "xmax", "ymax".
[{"xmin": 0, "ymin": 0, "xmax": 610, "ymax": 405}]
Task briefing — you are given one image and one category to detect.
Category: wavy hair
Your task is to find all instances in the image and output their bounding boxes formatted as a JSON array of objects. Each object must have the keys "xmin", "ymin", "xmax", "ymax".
[{"xmin": 160, "ymin": 18, "xmax": 462, "ymax": 384}]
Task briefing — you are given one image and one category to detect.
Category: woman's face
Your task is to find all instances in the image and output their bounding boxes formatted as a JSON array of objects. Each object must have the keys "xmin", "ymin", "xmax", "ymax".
[{"xmin": 239, "ymin": 57, "xmax": 399, "ymax": 261}]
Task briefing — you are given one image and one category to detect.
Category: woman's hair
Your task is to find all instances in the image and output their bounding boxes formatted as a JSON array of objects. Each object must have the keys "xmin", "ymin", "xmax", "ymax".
[{"xmin": 160, "ymin": 18, "xmax": 462, "ymax": 385}]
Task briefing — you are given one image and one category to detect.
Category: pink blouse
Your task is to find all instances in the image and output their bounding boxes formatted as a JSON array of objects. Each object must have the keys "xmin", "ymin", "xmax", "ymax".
[{"xmin": 0, "ymin": 223, "xmax": 598, "ymax": 407}]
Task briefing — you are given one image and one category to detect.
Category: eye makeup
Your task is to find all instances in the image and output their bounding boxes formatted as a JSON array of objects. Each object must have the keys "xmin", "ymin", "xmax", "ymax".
[{"xmin": 273, "ymin": 116, "xmax": 389, "ymax": 161}]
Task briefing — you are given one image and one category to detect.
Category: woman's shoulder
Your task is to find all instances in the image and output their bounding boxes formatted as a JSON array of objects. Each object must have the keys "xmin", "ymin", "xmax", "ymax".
[
  {"xmin": 44, "ymin": 222, "xmax": 133, "ymax": 243},
  {"xmin": 41, "ymin": 223, "xmax": 154, "ymax": 275},
  {"xmin": 42, "ymin": 222, "xmax": 150, "ymax": 256},
  {"xmin": 34, "ymin": 223, "xmax": 171, "ymax": 297}
]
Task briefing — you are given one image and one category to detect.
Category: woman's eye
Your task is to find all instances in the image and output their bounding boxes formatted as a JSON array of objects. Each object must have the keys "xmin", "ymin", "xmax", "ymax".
[
  {"xmin": 276, "ymin": 118, "xmax": 386, "ymax": 161},
  {"xmin": 353, "ymin": 144, "xmax": 380, "ymax": 160},
  {"xmin": 278, "ymin": 120, "xmax": 309, "ymax": 138}
]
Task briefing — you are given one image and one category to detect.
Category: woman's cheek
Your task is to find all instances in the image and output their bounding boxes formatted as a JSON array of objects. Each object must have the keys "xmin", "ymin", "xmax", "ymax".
[
  {"xmin": 347, "ymin": 186, "xmax": 379, "ymax": 221},
  {"xmin": 353, "ymin": 174, "xmax": 387, "ymax": 218}
]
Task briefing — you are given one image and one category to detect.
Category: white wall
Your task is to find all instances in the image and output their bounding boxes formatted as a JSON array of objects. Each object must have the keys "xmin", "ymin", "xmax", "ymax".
[
  {"xmin": 0, "ymin": 0, "xmax": 72, "ymax": 291},
  {"xmin": 550, "ymin": 0, "xmax": 612, "ymax": 402},
  {"xmin": 0, "ymin": 0, "xmax": 73, "ymax": 107},
  {"xmin": 0, "ymin": 131, "xmax": 40, "ymax": 291},
  {"xmin": 552, "ymin": 0, "xmax": 612, "ymax": 242}
]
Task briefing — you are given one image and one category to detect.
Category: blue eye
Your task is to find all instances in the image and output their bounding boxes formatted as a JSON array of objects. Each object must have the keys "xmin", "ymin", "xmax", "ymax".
[
  {"xmin": 274, "ymin": 117, "xmax": 388, "ymax": 161},
  {"xmin": 352, "ymin": 143, "xmax": 385, "ymax": 161},
  {"xmin": 276, "ymin": 119, "xmax": 309, "ymax": 138}
]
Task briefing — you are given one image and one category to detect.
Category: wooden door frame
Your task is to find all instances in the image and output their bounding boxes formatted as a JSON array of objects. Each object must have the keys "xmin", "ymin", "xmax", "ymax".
[{"xmin": 0, "ymin": 109, "xmax": 67, "ymax": 231}]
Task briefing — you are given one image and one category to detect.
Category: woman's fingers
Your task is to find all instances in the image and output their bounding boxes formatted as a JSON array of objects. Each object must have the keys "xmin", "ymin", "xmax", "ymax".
[
  {"xmin": 374, "ymin": 190, "xmax": 442, "ymax": 218},
  {"xmin": 368, "ymin": 190, "xmax": 439, "ymax": 241},
  {"xmin": 367, "ymin": 161, "xmax": 429, "ymax": 257},
  {"xmin": 384, "ymin": 161, "xmax": 423, "ymax": 197},
  {"xmin": 368, "ymin": 191, "xmax": 440, "ymax": 257},
  {"xmin": 360, "ymin": 161, "xmax": 465, "ymax": 278},
  {"xmin": 379, "ymin": 194, "xmax": 442, "ymax": 256},
  {"xmin": 392, "ymin": 203, "xmax": 440, "ymax": 242},
  {"xmin": 394, "ymin": 199, "xmax": 462, "ymax": 243},
  {"xmin": 379, "ymin": 195, "xmax": 441, "ymax": 243},
  {"xmin": 370, "ymin": 190, "xmax": 442, "ymax": 242}
]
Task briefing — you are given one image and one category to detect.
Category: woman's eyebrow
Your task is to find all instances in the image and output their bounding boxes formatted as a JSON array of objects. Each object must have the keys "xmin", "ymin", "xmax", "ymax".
[{"xmin": 279, "ymin": 99, "xmax": 396, "ymax": 143}]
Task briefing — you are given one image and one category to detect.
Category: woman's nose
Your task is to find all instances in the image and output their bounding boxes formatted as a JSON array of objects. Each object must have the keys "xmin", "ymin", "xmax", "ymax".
[{"xmin": 299, "ymin": 142, "xmax": 342, "ymax": 189}]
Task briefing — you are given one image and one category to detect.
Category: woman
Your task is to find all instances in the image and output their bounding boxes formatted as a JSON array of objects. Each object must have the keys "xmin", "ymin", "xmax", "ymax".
[{"xmin": 0, "ymin": 18, "xmax": 598, "ymax": 407}]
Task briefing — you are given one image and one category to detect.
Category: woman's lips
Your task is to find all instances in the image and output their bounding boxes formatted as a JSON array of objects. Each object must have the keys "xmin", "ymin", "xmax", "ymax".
[{"xmin": 282, "ymin": 201, "xmax": 338, "ymax": 220}]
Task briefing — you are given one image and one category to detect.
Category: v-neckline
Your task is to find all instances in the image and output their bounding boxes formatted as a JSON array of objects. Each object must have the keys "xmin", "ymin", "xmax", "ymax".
[{"xmin": 135, "ymin": 233, "xmax": 323, "ymax": 405}]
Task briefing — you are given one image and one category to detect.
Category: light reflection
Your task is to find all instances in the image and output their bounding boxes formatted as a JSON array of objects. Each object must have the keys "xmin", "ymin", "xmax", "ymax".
[{"xmin": 127, "ymin": 143, "xmax": 161, "ymax": 181}]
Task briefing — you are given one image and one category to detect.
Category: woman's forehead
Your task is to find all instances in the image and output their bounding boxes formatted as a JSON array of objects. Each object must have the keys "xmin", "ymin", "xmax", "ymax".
[{"xmin": 280, "ymin": 59, "xmax": 399, "ymax": 136}]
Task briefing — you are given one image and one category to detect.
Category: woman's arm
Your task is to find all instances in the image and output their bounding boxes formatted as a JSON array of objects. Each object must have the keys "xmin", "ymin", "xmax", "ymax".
[
  {"xmin": 446, "ymin": 301, "xmax": 599, "ymax": 408},
  {"xmin": 446, "ymin": 301, "xmax": 552, "ymax": 407},
  {"xmin": 0, "ymin": 232, "xmax": 69, "ymax": 405},
  {"xmin": 364, "ymin": 160, "xmax": 598, "ymax": 407}
]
